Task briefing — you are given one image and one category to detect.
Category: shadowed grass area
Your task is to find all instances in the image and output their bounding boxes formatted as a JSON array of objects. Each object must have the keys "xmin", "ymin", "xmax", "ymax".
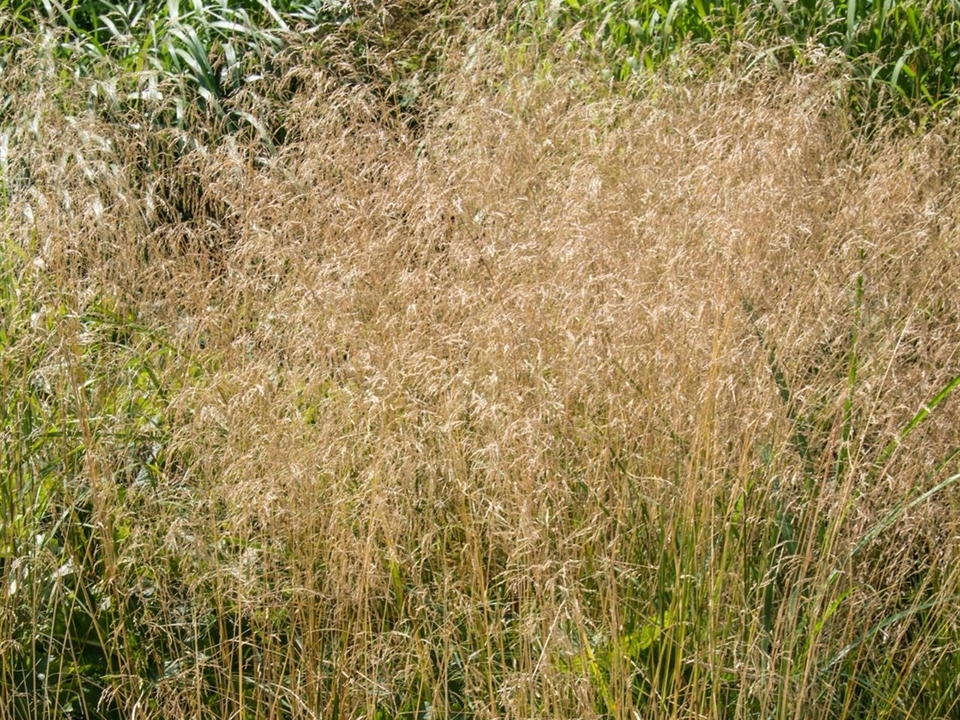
[{"xmin": 2, "ymin": 5, "xmax": 960, "ymax": 719}]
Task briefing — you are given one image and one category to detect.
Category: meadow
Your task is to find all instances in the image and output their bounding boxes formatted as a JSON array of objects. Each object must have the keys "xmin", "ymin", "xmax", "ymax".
[{"xmin": 1, "ymin": 2, "xmax": 960, "ymax": 718}]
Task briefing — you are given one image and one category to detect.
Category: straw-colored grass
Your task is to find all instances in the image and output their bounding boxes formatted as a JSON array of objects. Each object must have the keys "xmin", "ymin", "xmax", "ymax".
[{"xmin": 2, "ymin": 17, "xmax": 959, "ymax": 720}]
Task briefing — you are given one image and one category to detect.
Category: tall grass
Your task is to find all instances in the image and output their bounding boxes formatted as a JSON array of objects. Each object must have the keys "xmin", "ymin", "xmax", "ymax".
[{"xmin": 2, "ymin": 5, "xmax": 960, "ymax": 719}]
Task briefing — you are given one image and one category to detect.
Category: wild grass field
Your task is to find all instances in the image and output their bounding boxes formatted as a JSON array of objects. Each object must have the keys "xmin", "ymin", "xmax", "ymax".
[{"xmin": 2, "ymin": 2, "xmax": 960, "ymax": 718}]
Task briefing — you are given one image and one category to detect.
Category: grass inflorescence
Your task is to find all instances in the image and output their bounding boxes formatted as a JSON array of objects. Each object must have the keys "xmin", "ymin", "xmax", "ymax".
[{"xmin": 2, "ymin": 2, "xmax": 960, "ymax": 719}]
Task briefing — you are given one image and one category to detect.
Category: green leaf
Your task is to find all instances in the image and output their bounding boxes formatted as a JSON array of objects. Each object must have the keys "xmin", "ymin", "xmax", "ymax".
[
  {"xmin": 852, "ymin": 472, "xmax": 960, "ymax": 557},
  {"xmin": 845, "ymin": 0, "xmax": 858, "ymax": 52},
  {"xmin": 877, "ymin": 371, "xmax": 960, "ymax": 466}
]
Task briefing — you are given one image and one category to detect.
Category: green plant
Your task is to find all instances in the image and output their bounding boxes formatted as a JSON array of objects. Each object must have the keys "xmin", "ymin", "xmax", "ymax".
[
  {"xmin": 514, "ymin": 0, "xmax": 960, "ymax": 118},
  {"xmin": 0, "ymin": 249, "xmax": 184, "ymax": 717}
]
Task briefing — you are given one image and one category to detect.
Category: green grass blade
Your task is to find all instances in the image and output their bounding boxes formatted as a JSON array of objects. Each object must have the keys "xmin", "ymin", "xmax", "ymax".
[
  {"xmin": 819, "ymin": 595, "xmax": 949, "ymax": 676},
  {"xmin": 845, "ymin": 0, "xmax": 858, "ymax": 52},
  {"xmin": 852, "ymin": 471, "xmax": 960, "ymax": 557},
  {"xmin": 40, "ymin": 0, "xmax": 81, "ymax": 34},
  {"xmin": 877, "ymin": 372, "xmax": 960, "ymax": 467}
]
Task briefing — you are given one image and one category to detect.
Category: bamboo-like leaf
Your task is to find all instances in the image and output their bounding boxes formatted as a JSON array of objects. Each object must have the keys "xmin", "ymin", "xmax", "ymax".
[
  {"xmin": 845, "ymin": 0, "xmax": 858, "ymax": 52},
  {"xmin": 256, "ymin": 0, "xmax": 288, "ymax": 31},
  {"xmin": 664, "ymin": 0, "xmax": 685, "ymax": 37},
  {"xmin": 40, "ymin": 0, "xmax": 80, "ymax": 34},
  {"xmin": 891, "ymin": 47, "xmax": 918, "ymax": 96}
]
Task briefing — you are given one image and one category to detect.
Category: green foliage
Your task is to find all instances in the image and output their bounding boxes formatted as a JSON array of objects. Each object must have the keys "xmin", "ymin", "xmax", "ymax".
[
  {"xmin": 518, "ymin": 0, "xmax": 960, "ymax": 116},
  {"xmin": 0, "ymin": 0, "xmax": 354, "ymax": 145},
  {"xmin": 0, "ymin": 246, "xmax": 180, "ymax": 716}
]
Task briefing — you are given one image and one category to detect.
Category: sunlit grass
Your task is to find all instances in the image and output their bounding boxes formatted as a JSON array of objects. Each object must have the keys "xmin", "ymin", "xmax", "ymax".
[{"xmin": 2, "ymin": 5, "xmax": 960, "ymax": 719}]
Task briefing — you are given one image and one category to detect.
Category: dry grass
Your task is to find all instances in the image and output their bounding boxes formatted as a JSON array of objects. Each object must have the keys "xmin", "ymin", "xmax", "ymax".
[{"xmin": 2, "ymin": 19, "xmax": 960, "ymax": 720}]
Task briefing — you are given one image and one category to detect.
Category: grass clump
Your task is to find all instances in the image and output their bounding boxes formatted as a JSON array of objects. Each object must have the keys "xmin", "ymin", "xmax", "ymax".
[{"xmin": 3, "ymin": 3, "xmax": 960, "ymax": 719}]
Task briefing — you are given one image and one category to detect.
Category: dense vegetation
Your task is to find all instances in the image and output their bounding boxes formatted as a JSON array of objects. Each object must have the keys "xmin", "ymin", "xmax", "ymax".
[
  {"xmin": 536, "ymin": 1, "xmax": 960, "ymax": 110},
  {"xmin": 2, "ymin": 2, "xmax": 960, "ymax": 718}
]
